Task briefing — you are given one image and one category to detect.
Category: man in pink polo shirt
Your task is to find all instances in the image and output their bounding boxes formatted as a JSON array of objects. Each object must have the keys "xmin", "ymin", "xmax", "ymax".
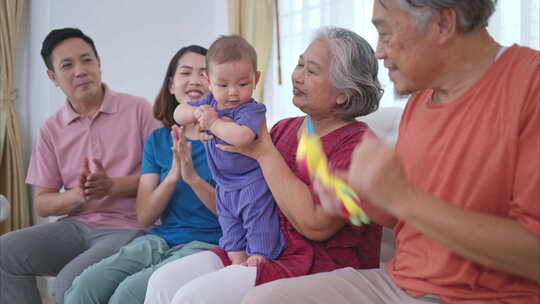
[{"xmin": 0, "ymin": 28, "xmax": 161, "ymax": 304}]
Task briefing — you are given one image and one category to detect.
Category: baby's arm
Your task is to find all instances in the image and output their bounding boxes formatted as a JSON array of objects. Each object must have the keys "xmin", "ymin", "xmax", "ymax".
[
  {"xmin": 173, "ymin": 103, "xmax": 198, "ymax": 125},
  {"xmin": 196, "ymin": 106, "xmax": 256, "ymax": 147},
  {"xmin": 210, "ymin": 119, "xmax": 256, "ymax": 147}
]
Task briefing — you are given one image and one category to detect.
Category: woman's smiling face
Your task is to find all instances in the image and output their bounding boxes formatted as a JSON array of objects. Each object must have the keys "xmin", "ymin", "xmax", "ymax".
[{"xmin": 169, "ymin": 51, "xmax": 209, "ymax": 104}]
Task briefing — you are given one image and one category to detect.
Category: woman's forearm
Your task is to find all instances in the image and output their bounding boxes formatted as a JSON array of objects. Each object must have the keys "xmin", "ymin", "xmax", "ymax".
[
  {"xmin": 136, "ymin": 174, "xmax": 176, "ymax": 227},
  {"xmin": 257, "ymin": 147, "xmax": 345, "ymax": 241}
]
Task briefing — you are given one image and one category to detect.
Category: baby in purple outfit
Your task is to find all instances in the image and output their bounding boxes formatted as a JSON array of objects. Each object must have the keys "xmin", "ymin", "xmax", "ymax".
[{"xmin": 174, "ymin": 35, "xmax": 284, "ymax": 266}]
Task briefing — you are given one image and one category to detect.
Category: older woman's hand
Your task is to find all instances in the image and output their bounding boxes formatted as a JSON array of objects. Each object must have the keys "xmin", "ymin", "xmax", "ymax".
[{"xmin": 216, "ymin": 122, "xmax": 273, "ymax": 160}]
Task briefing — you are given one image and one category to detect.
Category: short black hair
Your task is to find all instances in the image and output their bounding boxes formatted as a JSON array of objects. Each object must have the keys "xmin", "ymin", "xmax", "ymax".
[{"xmin": 41, "ymin": 28, "xmax": 99, "ymax": 70}]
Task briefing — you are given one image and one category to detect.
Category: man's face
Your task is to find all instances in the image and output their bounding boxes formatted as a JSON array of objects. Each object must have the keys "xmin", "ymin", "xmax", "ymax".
[
  {"xmin": 372, "ymin": 0, "xmax": 439, "ymax": 95},
  {"xmin": 47, "ymin": 38, "xmax": 102, "ymax": 103}
]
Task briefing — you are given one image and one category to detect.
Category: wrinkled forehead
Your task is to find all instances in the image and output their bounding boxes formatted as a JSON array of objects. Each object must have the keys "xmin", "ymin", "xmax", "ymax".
[
  {"xmin": 302, "ymin": 39, "xmax": 331, "ymax": 64},
  {"xmin": 372, "ymin": 0, "xmax": 416, "ymax": 28}
]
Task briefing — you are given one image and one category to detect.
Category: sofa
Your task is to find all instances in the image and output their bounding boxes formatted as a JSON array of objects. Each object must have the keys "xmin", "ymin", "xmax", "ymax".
[
  {"xmin": 360, "ymin": 106, "xmax": 403, "ymax": 263},
  {"xmin": 36, "ymin": 106, "xmax": 404, "ymax": 302}
]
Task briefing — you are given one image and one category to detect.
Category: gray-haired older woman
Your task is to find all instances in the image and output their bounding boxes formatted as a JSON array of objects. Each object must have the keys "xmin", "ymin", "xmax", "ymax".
[{"xmin": 143, "ymin": 26, "xmax": 384, "ymax": 304}]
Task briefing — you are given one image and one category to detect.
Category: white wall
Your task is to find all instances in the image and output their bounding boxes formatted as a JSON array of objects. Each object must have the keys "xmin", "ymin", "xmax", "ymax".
[{"xmin": 15, "ymin": 0, "xmax": 229, "ymax": 223}]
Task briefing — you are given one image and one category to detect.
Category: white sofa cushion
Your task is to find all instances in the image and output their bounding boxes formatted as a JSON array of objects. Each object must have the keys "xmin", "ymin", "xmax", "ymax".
[
  {"xmin": 360, "ymin": 106, "xmax": 403, "ymax": 145},
  {"xmin": 358, "ymin": 106, "xmax": 404, "ymax": 264}
]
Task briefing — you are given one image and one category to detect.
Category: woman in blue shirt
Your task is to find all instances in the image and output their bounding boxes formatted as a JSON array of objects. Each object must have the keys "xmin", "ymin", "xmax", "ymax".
[{"xmin": 64, "ymin": 45, "xmax": 221, "ymax": 304}]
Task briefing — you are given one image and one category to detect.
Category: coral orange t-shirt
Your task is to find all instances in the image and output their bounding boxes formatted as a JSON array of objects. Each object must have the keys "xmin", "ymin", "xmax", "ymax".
[{"xmin": 388, "ymin": 45, "xmax": 540, "ymax": 303}]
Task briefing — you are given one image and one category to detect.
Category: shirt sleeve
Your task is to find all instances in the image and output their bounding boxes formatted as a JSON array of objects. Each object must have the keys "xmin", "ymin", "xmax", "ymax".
[
  {"xmin": 234, "ymin": 102, "xmax": 266, "ymax": 137},
  {"xmin": 141, "ymin": 130, "xmax": 160, "ymax": 175},
  {"xmin": 139, "ymin": 99, "xmax": 162, "ymax": 143},
  {"xmin": 25, "ymin": 125, "xmax": 63, "ymax": 189}
]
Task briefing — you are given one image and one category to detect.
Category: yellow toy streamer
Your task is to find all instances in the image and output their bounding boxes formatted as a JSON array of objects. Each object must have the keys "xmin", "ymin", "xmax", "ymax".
[{"xmin": 296, "ymin": 118, "xmax": 369, "ymax": 226}]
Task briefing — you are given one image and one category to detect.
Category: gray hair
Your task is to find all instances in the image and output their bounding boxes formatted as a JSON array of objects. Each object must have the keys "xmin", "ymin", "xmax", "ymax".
[
  {"xmin": 312, "ymin": 27, "xmax": 382, "ymax": 120},
  {"xmin": 393, "ymin": 0, "xmax": 497, "ymax": 33}
]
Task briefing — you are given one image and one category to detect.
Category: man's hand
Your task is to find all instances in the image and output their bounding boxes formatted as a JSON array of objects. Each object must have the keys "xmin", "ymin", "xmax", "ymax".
[
  {"xmin": 314, "ymin": 174, "xmax": 349, "ymax": 219},
  {"xmin": 78, "ymin": 158, "xmax": 91, "ymax": 203},
  {"xmin": 82, "ymin": 158, "xmax": 113, "ymax": 200},
  {"xmin": 346, "ymin": 135, "xmax": 412, "ymax": 217}
]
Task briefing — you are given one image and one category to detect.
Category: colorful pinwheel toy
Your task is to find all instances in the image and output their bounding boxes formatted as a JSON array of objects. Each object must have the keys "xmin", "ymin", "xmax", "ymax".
[{"xmin": 296, "ymin": 118, "xmax": 369, "ymax": 226}]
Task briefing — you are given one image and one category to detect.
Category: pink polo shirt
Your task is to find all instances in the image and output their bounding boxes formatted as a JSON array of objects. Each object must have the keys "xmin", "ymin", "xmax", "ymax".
[{"xmin": 26, "ymin": 84, "xmax": 161, "ymax": 230}]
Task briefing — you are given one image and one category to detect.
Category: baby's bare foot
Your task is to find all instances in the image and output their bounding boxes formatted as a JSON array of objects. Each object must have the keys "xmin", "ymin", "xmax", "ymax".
[
  {"xmin": 227, "ymin": 250, "xmax": 248, "ymax": 265},
  {"xmin": 246, "ymin": 254, "xmax": 268, "ymax": 266}
]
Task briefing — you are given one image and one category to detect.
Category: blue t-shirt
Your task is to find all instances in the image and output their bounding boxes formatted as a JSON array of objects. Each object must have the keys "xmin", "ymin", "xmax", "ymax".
[
  {"xmin": 141, "ymin": 127, "xmax": 222, "ymax": 246},
  {"xmin": 189, "ymin": 95, "xmax": 266, "ymax": 190}
]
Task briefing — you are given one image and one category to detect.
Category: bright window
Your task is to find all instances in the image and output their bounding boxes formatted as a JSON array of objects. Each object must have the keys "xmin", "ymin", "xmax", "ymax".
[{"xmin": 264, "ymin": 0, "xmax": 539, "ymax": 126}]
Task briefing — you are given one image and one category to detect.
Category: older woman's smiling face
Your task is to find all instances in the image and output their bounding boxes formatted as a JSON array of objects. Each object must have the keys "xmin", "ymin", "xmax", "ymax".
[{"xmin": 292, "ymin": 39, "xmax": 345, "ymax": 118}]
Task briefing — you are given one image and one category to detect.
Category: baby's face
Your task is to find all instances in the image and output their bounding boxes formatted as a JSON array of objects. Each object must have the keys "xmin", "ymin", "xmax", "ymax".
[{"xmin": 207, "ymin": 59, "xmax": 260, "ymax": 110}]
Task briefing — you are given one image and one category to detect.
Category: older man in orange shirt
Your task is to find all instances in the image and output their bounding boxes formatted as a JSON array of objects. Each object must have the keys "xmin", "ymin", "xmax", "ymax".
[{"xmin": 242, "ymin": 1, "xmax": 540, "ymax": 303}]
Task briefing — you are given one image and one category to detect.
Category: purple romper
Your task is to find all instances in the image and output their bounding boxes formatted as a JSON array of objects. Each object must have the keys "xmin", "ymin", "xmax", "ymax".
[{"xmin": 189, "ymin": 95, "xmax": 285, "ymax": 259}]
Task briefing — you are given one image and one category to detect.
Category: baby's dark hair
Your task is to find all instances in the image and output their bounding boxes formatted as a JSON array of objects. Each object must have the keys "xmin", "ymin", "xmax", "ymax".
[
  {"xmin": 206, "ymin": 35, "xmax": 257, "ymax": 73},
  {"xmin": 41, "ymin": 28, "xmax": 98, "ymax": 70}
]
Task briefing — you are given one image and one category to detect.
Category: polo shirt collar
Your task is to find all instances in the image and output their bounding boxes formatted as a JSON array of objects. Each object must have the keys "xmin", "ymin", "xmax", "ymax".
[{"xmin": 61, "ymin": 83, "xmax": 119, "ymax": 126}]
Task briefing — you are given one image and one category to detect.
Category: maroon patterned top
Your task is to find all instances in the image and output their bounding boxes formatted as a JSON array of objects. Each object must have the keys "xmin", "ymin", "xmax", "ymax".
[{"xmin": 211, "ymin": 116, "xmax": 382, "ymax": 285}]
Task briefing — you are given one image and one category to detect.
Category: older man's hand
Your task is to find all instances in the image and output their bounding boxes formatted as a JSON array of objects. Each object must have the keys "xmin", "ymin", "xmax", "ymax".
[{"xmin": 346, "ymin": 135, "xmax": 414, "ymax": 218}]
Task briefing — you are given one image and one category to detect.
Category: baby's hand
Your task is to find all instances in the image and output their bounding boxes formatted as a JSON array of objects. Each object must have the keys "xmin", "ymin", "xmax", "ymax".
[
  {"xmin": 196, "ymin": 105, "xmax": 218, "ymax": 130},
  {"xmin": 193, "ymin": 107, "xmax": 203, "ymax": 119},
  {"xmin": 246, "ymin": 254, "xmax": 268, "ymax": 266},
  {"xmin": 227, "ymin": 250, "xmax": 248, "ymax": 265}
]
